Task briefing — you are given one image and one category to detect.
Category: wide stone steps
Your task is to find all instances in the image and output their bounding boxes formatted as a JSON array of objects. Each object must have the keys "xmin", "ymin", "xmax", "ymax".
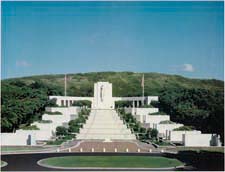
[
  {"xmin": 82, "ymin": 124, "xmax": 127, "ymax": 129},
  {"xmin": 76, "ymin": 134, "xmax": 136, "ymax": 140},
  {"xmin": 79, "ymin": 129, "xmax": 132, "ymax": 134},
  {"xmin": 84, "ymin": 121, "xmax": 124, "ymax": 125},
  {"xmin": 76, "ymin": 109, "xmax": 136, "ymax": 140}
]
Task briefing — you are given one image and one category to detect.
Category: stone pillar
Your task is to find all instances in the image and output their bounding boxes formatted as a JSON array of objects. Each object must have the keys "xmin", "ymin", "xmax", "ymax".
[
  {"xmin": 132, "ymin": 101, "xmax": 135, "ymax": 108},
  {"xmin": 137, "ymin": 148, "xmax": 140, "ymax": 152},
  {"xmin": 137, "ymin": 101, "xmax": 139, "ymax": 107},
  {"xmin": 115, "ymin": 148, "xmax": 117, "ymax": 152},
  {"xmin": 91, "ymin": 148, "xmax": 94, "ymax": 152}
]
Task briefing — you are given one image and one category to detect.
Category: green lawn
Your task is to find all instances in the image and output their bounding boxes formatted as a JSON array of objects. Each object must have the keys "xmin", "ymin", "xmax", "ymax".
[
  {"xmin": 176, "ymin": 146, "xmax": 224, "ymax": 153},
  {"xmin": 1, "ymin": 161, "xmax": 7, "ymax": 167},
  {"xmin": 152, "ymin": 140, "xmax": 172, "ymax": 146},
  {"xmin": 40, "ymin": 156, "xmax": 183, "ymax": 168},
  {"xmin": 1, "ymin": 146, "xmax": 46, "ymax": 152}
]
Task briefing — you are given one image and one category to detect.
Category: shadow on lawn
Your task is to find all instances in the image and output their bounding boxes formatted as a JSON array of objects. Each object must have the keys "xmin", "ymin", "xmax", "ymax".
[{"xmin": 166, "ymin": 150, "xmax": 224, "ymax": 171}]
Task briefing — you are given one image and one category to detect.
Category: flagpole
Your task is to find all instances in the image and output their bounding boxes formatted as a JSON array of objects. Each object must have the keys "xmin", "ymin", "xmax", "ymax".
[
  {"xmin": 64, "ymin": 74, "xmax": 67, "ymax": 97},
  {"xmin": 142, "ymin": 74, "xmax": 145, "ymax": 105}
]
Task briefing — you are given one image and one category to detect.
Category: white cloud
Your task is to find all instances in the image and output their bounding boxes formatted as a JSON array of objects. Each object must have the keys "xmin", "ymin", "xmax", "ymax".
[
  {"xmin": 182, "ymin": 64, "xmax": 195, "ymax": 72},
  {"xmin": 16, "ymin": 60, "xmax": 31, "ymax": 67},
  {"xmin": 170, "ymin": 63, "xmax": 195, "ymax": 72}
]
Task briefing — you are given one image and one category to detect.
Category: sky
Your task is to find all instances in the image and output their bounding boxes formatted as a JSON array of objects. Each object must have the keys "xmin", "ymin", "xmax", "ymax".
[{"xmin": 1, "ymin": 1, "xmax": 224, "ymax": 80}]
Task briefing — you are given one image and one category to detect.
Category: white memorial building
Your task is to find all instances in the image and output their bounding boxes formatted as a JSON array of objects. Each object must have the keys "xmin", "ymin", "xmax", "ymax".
[
  {"xmin": 49, "ymin": 82, "xmax": 158, "ymax": 140},
  {"xmin": 1, "ymin": 81, "xmax": 221, "ymax": 147},
  {"xmin": 50, "ymin": 82, "xmax": 158, "ymax": 108}
]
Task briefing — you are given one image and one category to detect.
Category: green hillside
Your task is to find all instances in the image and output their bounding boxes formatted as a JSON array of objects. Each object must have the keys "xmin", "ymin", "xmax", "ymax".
[
  {"xmin": 4, "ymin": 72, "xmax": 223, "ymax": 97},
  {"xmin": 1, "ymin": 72, "xmax": 224, "ymax": 143}
]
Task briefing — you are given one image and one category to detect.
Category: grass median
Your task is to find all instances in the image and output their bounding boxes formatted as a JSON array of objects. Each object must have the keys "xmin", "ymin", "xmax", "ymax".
[{"xmin": 39, "ymin": 155, "xmax": 184, "ymax": 168}]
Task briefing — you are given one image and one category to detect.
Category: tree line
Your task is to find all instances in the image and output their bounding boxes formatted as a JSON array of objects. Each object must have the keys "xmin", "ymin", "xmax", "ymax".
[
  {"xmin": 159, "ymin": 87, "xmax": 224, "ymax": 143},
  {"xmin": 1, "ymin": 80, "xmax": 62, "ymax": 132}
]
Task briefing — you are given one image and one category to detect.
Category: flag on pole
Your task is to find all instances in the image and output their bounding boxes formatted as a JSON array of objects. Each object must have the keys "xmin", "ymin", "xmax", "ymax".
[
  {"xmin": 64, "ymin": 74, "xmax": 67, "ymax": 96},
  {"xmin": 141, "ymin": 74, "xmax": 145, "ymax": 105},
  {"xmin": 141, "ymin": 74, "xmax": 144, "ymax": 88}
]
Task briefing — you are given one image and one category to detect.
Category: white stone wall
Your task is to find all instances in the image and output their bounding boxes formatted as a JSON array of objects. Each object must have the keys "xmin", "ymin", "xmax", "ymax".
[
  {"xmin": 134, "ymin": 108, "xmax": 159, "ymax": 116},
  {"xmin": 16, "ymin": 129, "xmax": 53, "ymax": 141},
  {"xmin": 154, "ymin": 123, "xmax": 184, "ymax": 138},
  {"xmin": 49, "ymin": 96, "xmax": 93, "ymax": 106},
  {"xmin": 113, "ymin": 96, "xmax": 158, "ymax": 105},
  {"xmin": 146, "ymin": 115, "xmax": 170, "ymax": 125},
  {"xmin": 132, "ymin": 114, "xmax": 170, "ymax": 128},
  {"xmin": 1, "ymin": 106, "xmax": 81, "ymax": 145},
  {"xmin": 1, "ymin": 132, "xmax": 36, "ymax": 146},
  {"xmin": 169, "ymin": 130, "xmax": 201, "ymax": 142},
  {"xmin": 45, "ymin": 106, "xmax": 81, "ymax": 115},
  {"xmin": 146, "ymin": 96, "xmax": 159, "ymax": 104},
  {"xmin": 124, "ymin": 107, "xmax": 133, "ymax": 114},
  {"xmin": 183, "ymin": 133, "xmax": 214, "ymax": 147}
]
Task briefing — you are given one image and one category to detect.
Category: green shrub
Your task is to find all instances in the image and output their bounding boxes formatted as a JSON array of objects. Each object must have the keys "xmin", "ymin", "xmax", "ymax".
[
  {"xmin": 38, "ymin": 120, "xmax": 52, "ymax": 123},
  {"xmin": 159, "ymin": 120, "xmax": 175, "ymax": 124},
  {"xmin": 115, "ymin": 101, "xmax": 133, "ymax": 108},
  {"xmin": 72, "ymin": 100, "xmax": 91, "ymax": 108},
  {"xmin": 21, "ymin": 125, "xmax": 40, "ymax": 130},
  {"xmin": 149, "ymin": 111, "xmax": 167, "ymax": 115},
  {"xmin": 44, "ymin": 111, "xmax": 62, "ymax": 115},
  {"xmin": 173, "ymin": 125, "xmax": 194, "ymax": 131},
  {"xmin": 150, "ymin": 128, "xmax": 158, "ymax": 139},
  {"xmin": 150, "ymin": 100, "xmax": 159, "ymax": 108},
  {"xmin": 56, "ymin": 126, "xmax": 68, "ymax": 136},
  {"xmin": 46, "ymin": 98, "xmax": 58, "ymax": 107}
]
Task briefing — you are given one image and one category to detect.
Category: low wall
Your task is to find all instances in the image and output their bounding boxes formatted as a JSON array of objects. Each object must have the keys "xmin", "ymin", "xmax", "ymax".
[
  {"xmin": 154, "ymin": 123, "xmax": 184, "ymax": 138},
  {"xmin": 1, "ymin": 132, "xmax": 36, "ymax": 146},
  {"xmin": 125, "ymin": 108, "xmax": 159, "ymax": 117},
  {"xmin": 169, "ymin": 130, "xmax": 201, "ymax": 142},
  {"xmin": 134, "ymin": 114, "xmax": 170, "ymax": 128},
  {"xmin": 124, "ymin": 108, "xmax": 133, "ymax": 114},
  {"xmin": 134, "ymin": 108, "xmax": 159, "ymax": 116},
  {"xmin": 45, "ymin": 106, "xmax": 81, "ymax": 115},
  {"xmin": 42, "ymin": 114, "xmax": 73, "ymax": 123},
  {"xmin": 183, "ymin": 133, "xmax": 214, "ymax": 147},
  {"xmin": 49, "ymin": 96, "xmax": 93, "ymax": 106},
  {"xmin": 17, "ymin": 129, "xmax": 53, "ymax": 141},
  {"xmin": 146, "ymin": 115, "xmax": 170, "ymax": 125}
]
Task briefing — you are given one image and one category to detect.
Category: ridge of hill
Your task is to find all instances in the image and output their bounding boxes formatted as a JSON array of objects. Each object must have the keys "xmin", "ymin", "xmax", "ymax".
[{"xmin": 3, "ymin": 72, "xmax": 223, "ymax": 97}]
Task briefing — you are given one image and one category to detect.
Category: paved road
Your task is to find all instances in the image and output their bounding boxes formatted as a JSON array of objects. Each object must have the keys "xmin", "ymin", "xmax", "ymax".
[{"xmin": 1, "ymin": 152, "xmax": 185, "ymax": 171}]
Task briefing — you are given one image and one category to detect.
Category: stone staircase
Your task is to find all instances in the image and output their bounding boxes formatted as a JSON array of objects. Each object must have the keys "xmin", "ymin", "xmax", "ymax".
[{"xmin": 76, "ymin": 109, "xmax": 136, "ymax": 140}]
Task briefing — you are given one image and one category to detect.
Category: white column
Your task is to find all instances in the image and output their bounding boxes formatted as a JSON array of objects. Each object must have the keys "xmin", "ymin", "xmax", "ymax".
[{"xmin": 132, "ymin": 101, "xmax": 135, "ymax": 115}]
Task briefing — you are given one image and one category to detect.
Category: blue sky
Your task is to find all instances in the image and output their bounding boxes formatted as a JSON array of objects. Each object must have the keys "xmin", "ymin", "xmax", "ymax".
[{"xmin": 1, "ymin": 1, "xmax": 224, "ymax": 80}]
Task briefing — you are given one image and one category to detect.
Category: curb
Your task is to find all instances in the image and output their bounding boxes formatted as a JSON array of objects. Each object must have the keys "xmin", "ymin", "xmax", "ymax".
[
  {"xmin": 1, "ymin": 161, "xmax": 8, "ymax": 168},
  {"xmin": 37, "ymin": 157, "xmax": 185, "ymax": 170}
]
